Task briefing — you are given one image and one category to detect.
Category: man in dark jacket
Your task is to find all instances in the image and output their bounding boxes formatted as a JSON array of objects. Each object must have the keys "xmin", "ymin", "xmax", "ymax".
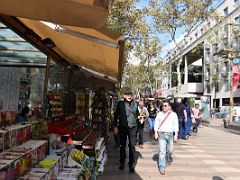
[{"xmin": 113, "ymin": 88, "xmax": 139, "ymax": 173}]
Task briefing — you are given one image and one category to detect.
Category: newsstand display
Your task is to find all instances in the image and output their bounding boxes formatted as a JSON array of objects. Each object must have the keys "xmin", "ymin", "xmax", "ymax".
[
  {"xmin": 75, "ymin": 90, "xmax": 90, "ymax": 122},
  {"xmin": 91, "ymin": 89, "xmax": 110, "ymax": 139},
  {"xmin": 47, "ymin": 92, "xmax": 64, "ymax": 121},
  {"xmin": 1, "ymin": 83, "xmax": 111, "ymax": 180}
]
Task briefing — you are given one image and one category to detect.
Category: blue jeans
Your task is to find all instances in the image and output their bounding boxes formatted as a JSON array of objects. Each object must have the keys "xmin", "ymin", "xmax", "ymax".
[
  {"xmin": 148, "ymin": 117, "xmax": 155, "ymax": 131},
  {"xmin": 178, "ymin": 118, "xmax": 185, "ymax": 139},
  {"xmin": 158, "ymin": 132, "xmax": 173, "ymax": 171}
]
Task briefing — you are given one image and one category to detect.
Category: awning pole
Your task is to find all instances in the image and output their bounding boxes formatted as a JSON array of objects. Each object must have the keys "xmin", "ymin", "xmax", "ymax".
[{"xmin": 43, "ymin": 55, "xmax": 51, "ymax": 113}]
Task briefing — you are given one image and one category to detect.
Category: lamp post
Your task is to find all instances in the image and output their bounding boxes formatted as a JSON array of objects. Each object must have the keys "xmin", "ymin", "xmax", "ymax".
[
  {"xmin": 218, "ymin": 23, "xmax": 240, "ymax": 124},
  {"xmin": 229, "ymin": 55, "xmax": 234, "ymax": 123}
]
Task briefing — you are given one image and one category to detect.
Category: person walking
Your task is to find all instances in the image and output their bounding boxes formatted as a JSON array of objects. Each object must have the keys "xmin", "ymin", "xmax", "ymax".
[
  {"xmin": 184, "ymin": 102, "xmax": 193, "ymax": 139},
  {"xmin": 113, "ymin": 88, "xmax": 139, "ymax": 173},
  {"xmin": 174, "ymin": 98, "xmax": 187, "ymax": 139},
  {"xmin": 192, "ymin": 103, "xmax": 200, "ymax": 133},
  {"xmin": 148, "ymin": 101, "xmax": 157, "ymax": 138},
  {"xmin": 154, "ymin": 100, "xmax": 178, "ymax": 175},
  {"xmin": 137, "ymin": 100, "xmax": 149, "ymax": 149}
]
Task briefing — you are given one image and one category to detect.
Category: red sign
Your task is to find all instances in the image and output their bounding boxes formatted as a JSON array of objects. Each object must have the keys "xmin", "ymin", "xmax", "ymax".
[{"xmin": 232, "ymin": 65, "xmax": 240, "ymax": 91}]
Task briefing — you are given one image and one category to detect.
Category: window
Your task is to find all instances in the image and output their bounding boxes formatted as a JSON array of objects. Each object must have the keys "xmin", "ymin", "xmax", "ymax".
[
  {"xmin": 207, "ymin": 21, "xmax": 211, "ymax": 28},
  {"xmin": 235, "ymin": 16, "xmax": 240, "ymax": 24},
  {"xmin": 224, "ymin": 7, "xmax": 228, "ymax": 16},
  {"xmin": 222, "ymin": 98, "xmax": 230, "ymax": 106},
  {"xmin": 207, "ymin": 84, "xmax": 211, "ymax": 93},
  {"xmin": 234, "ymin": 0, "xmax": 240, "ymax": 6},
  {"xmin": 235, "ymin": 36, "xmax": 240, "ymax": 51},
  {"xmin": 224, "ymin": 80, "xmax": 229, "ymax": 92},
  {"xmin": 215, "ymin": 82, "xmax": 219, "ymax": 92}
]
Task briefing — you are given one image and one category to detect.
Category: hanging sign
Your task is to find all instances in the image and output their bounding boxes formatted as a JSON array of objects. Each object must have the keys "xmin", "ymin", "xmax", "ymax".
[{"xmin": 232, "ymin": 64, "xmax": 240, "ymax": 91}]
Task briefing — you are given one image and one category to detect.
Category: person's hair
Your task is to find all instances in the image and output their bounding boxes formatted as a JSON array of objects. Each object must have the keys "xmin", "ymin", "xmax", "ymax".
[{"xmin": 162, "ymin": 100, "xmax": 171, "ymax": 106}]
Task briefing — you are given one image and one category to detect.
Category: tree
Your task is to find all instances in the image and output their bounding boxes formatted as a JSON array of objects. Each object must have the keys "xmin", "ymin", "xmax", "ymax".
[
  {"xmin": 149, "ymin": 0, "xmax": 216, "ymax": 89},
  {"xmin": 108, "ymin": 0, "xmax": 163, "ymax": 96},
  {"xmin": 149, "ymin": 0, "xmax": 215, "ymax": 45}
]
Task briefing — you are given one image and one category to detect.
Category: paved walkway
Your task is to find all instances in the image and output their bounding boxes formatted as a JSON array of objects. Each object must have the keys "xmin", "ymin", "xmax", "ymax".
[{"xmin": 98, "ymin": 125, "xmax": 240, "ymax": 180}]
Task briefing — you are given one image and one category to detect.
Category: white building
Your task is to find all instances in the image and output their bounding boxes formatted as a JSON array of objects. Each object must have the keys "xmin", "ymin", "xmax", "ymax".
[{"xmin": 161, "ymin": 0, "xmax": 240, "ymax": 112}]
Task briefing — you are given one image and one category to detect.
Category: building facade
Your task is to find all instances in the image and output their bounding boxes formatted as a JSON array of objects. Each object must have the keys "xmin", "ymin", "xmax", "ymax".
[{"xmin": 161, "ymin": 0, "xmax": 240, "ymax": 112}]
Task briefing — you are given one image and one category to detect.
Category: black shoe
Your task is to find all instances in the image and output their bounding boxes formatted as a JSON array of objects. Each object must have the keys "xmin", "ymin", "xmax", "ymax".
[
  {"xmin": 119, "ymin": 164, "xmax": 124, "ymax": 170},
  {"xmin": 129, "ymin": 166, "xmax": 135, "ymax": 173}
]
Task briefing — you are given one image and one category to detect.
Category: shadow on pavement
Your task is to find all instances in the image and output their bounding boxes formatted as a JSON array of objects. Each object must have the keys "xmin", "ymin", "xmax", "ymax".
[{"xmin": 212, "ymin": 176, "xmax": 224, "ymax": 180}]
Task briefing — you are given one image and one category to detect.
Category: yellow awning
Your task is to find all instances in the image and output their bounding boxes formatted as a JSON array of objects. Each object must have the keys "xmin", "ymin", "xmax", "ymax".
[
  {"xmin": 18, "ymin": 18, "xmax": 123, "ymax": 80},
  {"xmin": 0, "ymin": 0, "xmax": 114, "ymax": 29}
]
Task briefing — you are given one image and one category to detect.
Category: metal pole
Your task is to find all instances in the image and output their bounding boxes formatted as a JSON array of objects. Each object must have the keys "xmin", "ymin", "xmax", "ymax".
[
  {"xmin": 229, "ymin": 58, "xmax": 233, "ymax": 123},
  {"xmin": 43, "ymin": 55, "xmax": 51, "ymax": 113}
]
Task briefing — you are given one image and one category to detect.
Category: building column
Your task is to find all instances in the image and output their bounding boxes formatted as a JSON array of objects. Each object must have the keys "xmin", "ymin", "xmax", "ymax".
[
  {"xmin": 177, "ymin": 59, "xmax": 182, "ymax": 87},
  {"xmin": 169, "ymin": 64, "xmax": 172, "ymax": 89},
  {"xmin": 184, "ymin": 55, "xmax": 188, "ymax": 84}
]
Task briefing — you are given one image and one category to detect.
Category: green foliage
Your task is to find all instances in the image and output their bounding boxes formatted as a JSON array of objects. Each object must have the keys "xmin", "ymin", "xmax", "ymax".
[
  {"xmin": 188, "ymin": 97, "xmax": 195, "ymax": 107},
  {"xmin": 107, "ymin": 0, "xmax": 217, "ymax": 96},
  {"xmin": 150, "ymin": 0, "xmax": 214, "ymax": 43}
]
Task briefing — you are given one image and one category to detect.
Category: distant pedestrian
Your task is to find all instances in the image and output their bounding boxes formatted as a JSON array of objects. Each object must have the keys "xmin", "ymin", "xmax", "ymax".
[
  {"xmin": 137, "ymin": 101, "xmax": 149, "ymax": 149},
  {"xmin": 113, "ymin": 88, "xmax": 139, "ymax": 173},
  {"xmin": 148, "ymin": 102, "xmax": 157, "ymax": 138},
  {"xmin": 173, "ymin": 98, "xmax": 187, "ymax": 139},
  {"xmin": 192, "ymin": 103, "xmax": 200, "ymax": 133},
  {"xmin": 154, "ymin": 102, "xmax": 160, "ymax": 113},
  {"xmin": 154, "ymin": 100, "xmax": 178, "ymax": 175},
  {"xmin": 184, "ymin": 103, "xmax": 193, "ymax": 138}
]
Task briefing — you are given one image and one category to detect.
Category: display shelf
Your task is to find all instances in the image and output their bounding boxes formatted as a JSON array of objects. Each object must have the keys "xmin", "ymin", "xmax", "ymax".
[
  {"xmin": 97, "ymin": 153, "xmax": 107, "ymax": 175},
  {"xmin": 47, "ymin": 93, "xmax": 64, "ymax": 121},
  {"xmin": 91, "ymin": 89, "xmax": 109, "ymax": 139}
]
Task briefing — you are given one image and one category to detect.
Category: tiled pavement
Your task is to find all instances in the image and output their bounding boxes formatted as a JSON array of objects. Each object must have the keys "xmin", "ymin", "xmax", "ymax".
[{"xmin": 98, "ymin": 125, "xmax": 240, "ymax": 180}]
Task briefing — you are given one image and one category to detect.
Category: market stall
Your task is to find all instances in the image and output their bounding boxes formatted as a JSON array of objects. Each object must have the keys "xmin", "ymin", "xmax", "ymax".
[
  {"xmin": 0, "ymin": 1, "xmax": 125, "ymax": 178},
  {"xmin": 0, "ymin": 24, "xmax": 122, "ymax": 180}
]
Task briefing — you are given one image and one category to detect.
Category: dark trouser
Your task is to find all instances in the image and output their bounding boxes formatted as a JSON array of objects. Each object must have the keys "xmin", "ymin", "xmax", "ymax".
[
  {"xmin": 119, "ymin": 126, "xmax": 137, "ymax": 166},
  {"xmin": 178, "ymin": 117, "xmax": 185, "ymax": 138},
  {"xmin": 137, "ymin": 122, "xmax": 144, "ymax": 145},
  {"xmin": 193, "ymin": 118, "xmax": 199, "ymax": 133}
]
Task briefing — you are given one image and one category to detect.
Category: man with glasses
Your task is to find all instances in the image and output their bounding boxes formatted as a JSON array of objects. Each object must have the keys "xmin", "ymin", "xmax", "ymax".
[
  {"xmin": 113, "ymin": 88, "xmax": 139, "ymax": 173},
  {"xmin": 154, "ymin": 100, "xmax": 178, "ymax": 175}
]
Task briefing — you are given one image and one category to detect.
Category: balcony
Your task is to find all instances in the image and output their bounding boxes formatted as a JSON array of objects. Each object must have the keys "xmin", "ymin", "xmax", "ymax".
[
  {"xmin": 221, "ymin": 66, "xmax": 228, "ymax": 77},
  {"xmin": 214, "ymin": 42, "xmax": 232, "ymax": 56},
  {"xmin": 205, "ymin": 72, "xmax": 210, "ymax": 81},
  {"xmin": 178, "ymin": 83, "xmax": 204, "ymax": 94},
  {"xmin": 162, "ymin": 83, "xmax": 204, "ymax": 97},
  {"xmin": 205, "ymin": 56, "xmax": 210, "ymax": 65}
]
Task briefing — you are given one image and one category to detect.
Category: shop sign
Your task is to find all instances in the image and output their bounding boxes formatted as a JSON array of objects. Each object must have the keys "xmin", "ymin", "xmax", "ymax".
[{"xmin": 232, "ymin": 64, "xmax": 240, "ymax": 90}]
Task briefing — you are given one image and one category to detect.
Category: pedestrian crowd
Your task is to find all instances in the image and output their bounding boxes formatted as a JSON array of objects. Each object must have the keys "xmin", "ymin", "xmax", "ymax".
[{"xmin": 113, "ymin": 88, "xmax": 200, "ymax": 175}]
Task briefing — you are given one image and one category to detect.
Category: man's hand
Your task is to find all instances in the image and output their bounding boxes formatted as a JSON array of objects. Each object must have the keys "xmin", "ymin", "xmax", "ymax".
[
  {"xmin": 174, "ymin": 134, "xmax": 178, "ymax": 142},
  {"xmin": 114, "ymin": 127, "xmax": 119, "ymax": 136},
  {"xmin": 154, "ymin": 131, "xmax": 158, "ymax": 140}
]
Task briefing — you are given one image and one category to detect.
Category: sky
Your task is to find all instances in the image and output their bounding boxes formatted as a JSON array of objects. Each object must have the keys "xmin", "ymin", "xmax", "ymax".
[{"xmin": 133, "ymin": 0, "xmax": 225, "ymax": 59}]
